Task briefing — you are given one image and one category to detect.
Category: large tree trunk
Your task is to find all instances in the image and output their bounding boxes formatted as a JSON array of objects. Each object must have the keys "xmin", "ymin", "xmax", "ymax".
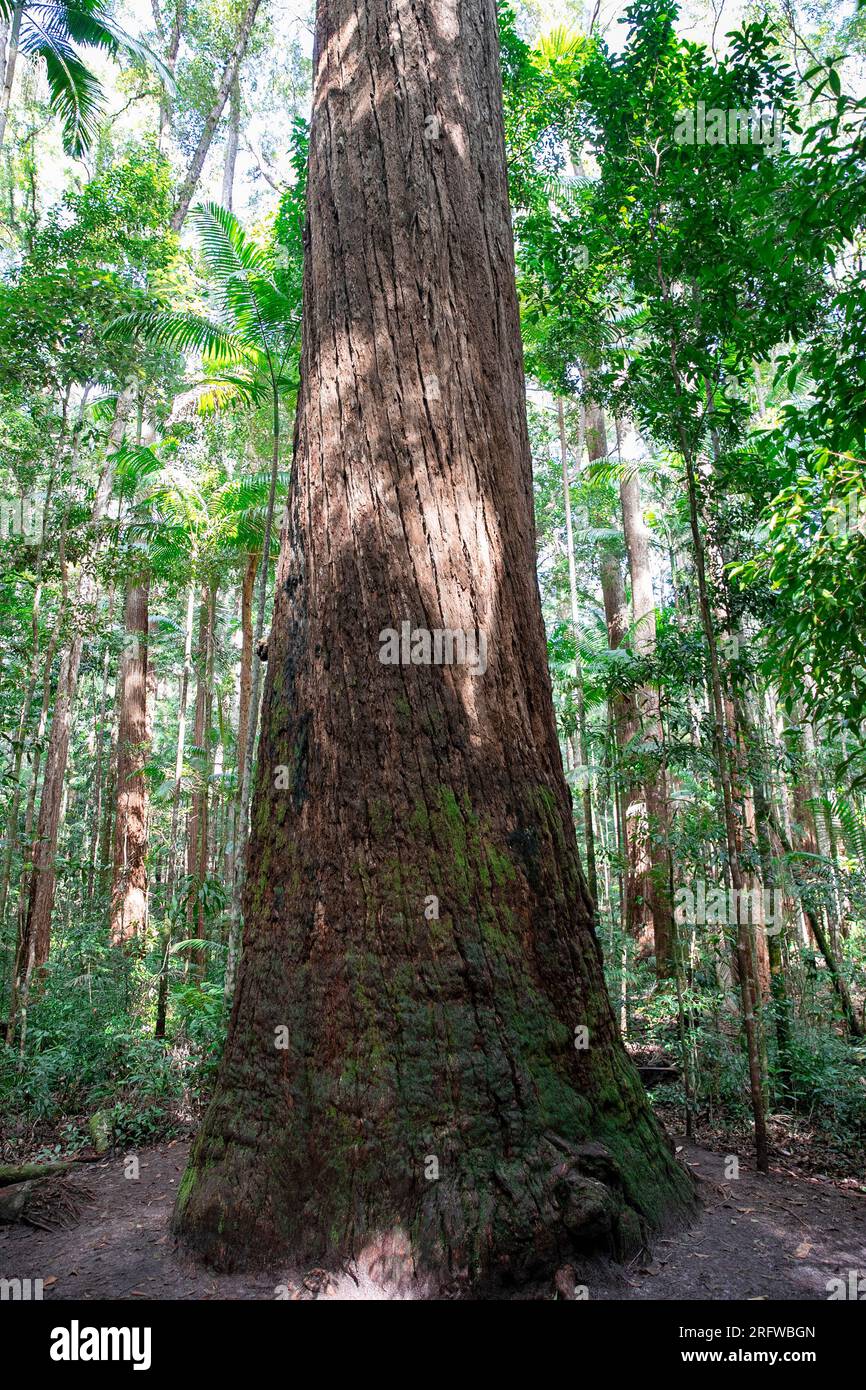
[
  {"xmin": 109, "ymin": 578, "xmax": 151, "ymax": 946},
  {"xmin": 174, "ymin": 0, "xmax": 693, "ymax": 1289}
]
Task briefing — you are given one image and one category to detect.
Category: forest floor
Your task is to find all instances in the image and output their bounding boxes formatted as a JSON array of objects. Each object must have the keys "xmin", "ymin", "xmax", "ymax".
[{"xmin": 1, "ymin": 1137, "xmax": 865, "ymax": 1300}]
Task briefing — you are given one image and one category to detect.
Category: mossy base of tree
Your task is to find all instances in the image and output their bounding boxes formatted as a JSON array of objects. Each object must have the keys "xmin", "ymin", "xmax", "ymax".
[{"xmin": 173, "ymin": 1075, "xmax": 695, "ymax": 1293}]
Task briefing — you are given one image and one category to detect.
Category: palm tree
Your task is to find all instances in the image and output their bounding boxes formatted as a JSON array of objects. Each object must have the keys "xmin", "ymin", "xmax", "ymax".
[
  {"xmin": 113, "ymin": 200, "xmax": 301, "ymax": 995},
  {"xmin": 0, "ymin": 0, "xmax": 169, "ymax": 155}
]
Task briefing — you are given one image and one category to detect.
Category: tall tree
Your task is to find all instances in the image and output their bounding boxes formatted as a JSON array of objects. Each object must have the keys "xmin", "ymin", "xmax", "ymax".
[
  {"xmin": 173, "ymin": 0, "xmax": 693, "ymax": 1288},
  {"xmin": 170, "ymin": 0, "xmax": 264, "ymax": 231},
  {"xmin": 109, "ymin": 575, "xmax": 151, "ymax": 946}
]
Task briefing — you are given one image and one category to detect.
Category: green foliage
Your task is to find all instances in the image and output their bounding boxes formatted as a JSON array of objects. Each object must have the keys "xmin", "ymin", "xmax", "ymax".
[{"xmin": 3, "ymin": 0, "xmax": 171, "ymax": 154}]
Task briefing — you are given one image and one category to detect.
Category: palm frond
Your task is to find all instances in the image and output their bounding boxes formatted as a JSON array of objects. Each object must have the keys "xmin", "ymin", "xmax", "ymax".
[
  {"xmin": 533, "ymin": 26, "xmax": 585, "ymax": 66},
  {"xmin": 110, "ymin": 310, "xmax": 254, "ymax": 368},
  {"xmin": 584, "ymin": 458, "xmax": 641, "ymax": 487},
  {"xmin": 191, "ymin": 201, "xmax": 272, "ymax": 284},
  {"xmin": 20, "ymin": 3, "xmax": 174, "ymax": 153},
  {"xmin": 26, "ymin": 37, "xmax": 105, "ymax": 155}
]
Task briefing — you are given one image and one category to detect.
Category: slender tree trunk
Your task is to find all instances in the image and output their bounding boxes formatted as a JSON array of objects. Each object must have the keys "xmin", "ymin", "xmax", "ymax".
[
  {"xmin": 236, "ymin": 554, "xmax": 258, "ymax": 795},
  {"xmin": 618, "ymin": 447, "xmax": 676, "ymax": 977},
  {"xmin": 175, "ymin": 0, "xmax": 694, "ymax": 1286},
  {"xmin": 556, "ymin": 399, "xmax": 597, "ymax": 903},
  {"xmin": 737, "ymin": 698, "xmax": 793, "ymax": 1089},
  {"xmin": 187, "ymin": 586, "xmax": 213, "ymax": 963},
  {"xmin": 156, "ymin": 584, "xmax": 196, "ymax": 1039},
  {"xmin": 0, "ymin": 0, "xmax": 22, "ymax": 154},
  {"xmin": 0, "ymin": 395, "xmax": 67, "ymax": 927},
  {"xmin": 598, "ymin": 543, "xmax": 653, "ymax": 960},
  {"xmin": 170, "ymin": 0, "xmax": 263, "ymax": 231},
  {"xmin": 167, "ymin": 585, "xmax": 195, "ymax": 901},
  {"xmin": 226, "ymin": 551, "xmax": 258, "ymax": 898},
  {"xmin": 681, "ymin": 442, "xmax": 769, "ymax": 1172},
  {"xmin": 196, "ymin": 586, "xmax": 217, "ymax": 958},
  {"xmin": 588, "ymin": 401, "xmax": 661, "ymax": 967},
  {"xmin": 87, "ymin": 584, "xmax": 116, "ymax": 902},
  {"xmin": 109, "ymin": 578, "xmax": 151, "ymax": 947},
  {"xmin": 221, "ymin": 76, "xmax": 241, "ymax": 210},
  {"xmin": 152, "ymin": 0, "xmax": 185, "ymax": 146},
  {"xmin": 765, "ymin": 796, "xmax": 863, "ymax": 1039},
  {"xmin": 224, "ymin": 408, "xmax": 280, "ymax": 1000},
  {"xmin": 801, "ymin": 708, "xmax": 844, "ymax": 947},
  {"xmin": 10, "ymin": 636, "xmax": 82, "ymax": 1045},
  {"xmin": 144, "ymin": 616, "xmax": 159, "ymax": 935},
  {"xmin": 7, "ymin": 388, "xmax": 133, "ymax": 1039}
]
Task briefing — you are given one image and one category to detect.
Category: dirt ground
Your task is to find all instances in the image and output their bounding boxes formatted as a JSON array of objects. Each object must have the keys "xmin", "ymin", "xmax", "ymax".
[{"xmin": 1, "ymin": 1138, "xmax": 864, "ymax": 1300}]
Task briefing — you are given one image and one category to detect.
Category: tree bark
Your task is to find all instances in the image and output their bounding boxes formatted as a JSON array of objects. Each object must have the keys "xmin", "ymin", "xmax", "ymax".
[
  {"xmin": 109, "ymin": 578, "xmax": 151, "ymax": 946},
  {"xmin": 174, "ymin": 0, "xmax": 693, "ymax": 1288}
]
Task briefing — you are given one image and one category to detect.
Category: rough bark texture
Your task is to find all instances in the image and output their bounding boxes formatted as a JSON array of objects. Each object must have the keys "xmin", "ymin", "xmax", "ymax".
[
  {"xmin": 109, "ymin": 579, "xmax": 151, "ymax": 946},
  {"xmin": 174, "ymin": 0, "xmax": 694, "ymax": 1290}
]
